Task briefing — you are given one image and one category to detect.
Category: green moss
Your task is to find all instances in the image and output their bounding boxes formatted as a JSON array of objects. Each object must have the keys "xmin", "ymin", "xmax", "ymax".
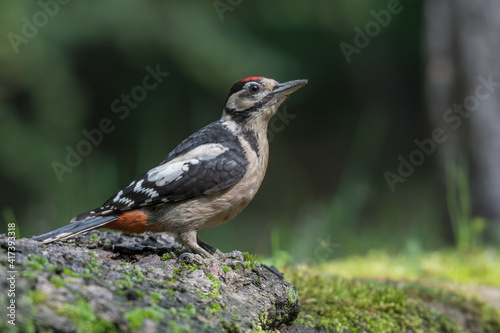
[
  {"xmin": 196, "ymin": 288, "xmax": 209, "ymax": 300},
  {"xmin": 220, "ymin": 318, "xmax": 241, "ymax": 332},
  {"xmin": 26, "ymin": 254, "xmax": 49, "ymax": 271},
  {"xmin": 205, "ymin": 273, "xmax": 221, "ymax": 298},
  {"xmin": 178, "ymin": 263, "xmax": 199, "ymax": 274},
  {"xmin": 133, "ymin": 268, "xmax": 145, "ymax": 281},
  {"xmin": 24, "ymin": 290, "xmax": 49, "ymax": 305},
  {"xmin": 89, "ymin": 233, "xmax": 100, "ymax": 242},
  {"xmin": 259, "ymin": 312, "xmax": 271, "ymax": 327},
  {"xmin": 116, "ymin": 267, "xmax": 146, "ymax": 291},
  {"xmin": 61, "ymin": 267, "xmax": 80, "ymax": 277},
  {"xmin": 221, "ymin": 266, "xmax": 232, "ymax": 273},
  {"xmin": 207, "ymin": 302, "xmax": 222, "ymax": 314},
  {"xmin": 174, "ymin": 245, "xmax": 184, "ymax": 257},
  {"xmin": 178, "ymin": 303, "xmax": 196, "ymax": 320},
  {"xmin": 57, "ymin": 298, "xmax": 116, "ymax": 332},
  {"xmin": 20, "ymin": 269, "xmax": 37, "ymax": 281},
  {"xmin": 243, "ymin": 252, "xmax": 258, "ymax": 270},
  {"xmin": 49, "ymin": 275, "xmax": 66, "ymax": 288},
  {"xmin": 124, "ymin": 303, "xmax": 197, "ymax": 330},
  {"xmin": 161, "ymin": 253, "xmax": 171, "ymax": 260},
  {"xmin": 284, "ymin": 265, "xmax": 500, "ymax": 332},
  {"xmin": 125, "ymin": 306, "xmax": 164, "ymax": 330},
  {"xmin": 251, "ymin": 321, "xmax": 266, "ymax": 332},
  {"xmin": 116, "ymin": 278, "xmax": 133, "ymax": 289},
  {"xmin": 173, "ymin": 267, "xmax": 182, "ymax": 277},
  {"xmin": 49, "ymin": 265, "xmax": 85, "ymax": 278},
  {"xmin": 166, "ymin": 288, "xmax": 175, "ymax": 300},
  {"xmin": 85, "ymin": 251, "xmax": 100, "ymax": 272},
  {"xmin": 168, "ymin": 320, "xmax": 193, "ymax": 333},
  {"xmin": 150, "ymin": 292, "xmax": 163, "ymax": 304},
  {"xmin": 285, "ymin": 285, "xmax": 298, "ymax": 305}
]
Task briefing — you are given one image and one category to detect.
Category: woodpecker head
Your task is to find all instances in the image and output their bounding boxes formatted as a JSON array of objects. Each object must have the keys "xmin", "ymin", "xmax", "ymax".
[{"xmin": 222, "ymin": 77, "xmax": 308, "ymax": 124}]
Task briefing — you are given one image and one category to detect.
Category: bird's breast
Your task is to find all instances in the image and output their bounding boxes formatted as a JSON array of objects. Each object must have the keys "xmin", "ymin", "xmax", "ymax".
[{"xmin": 144, "ymin": 125, "xmax": 270, "ymax": 232}]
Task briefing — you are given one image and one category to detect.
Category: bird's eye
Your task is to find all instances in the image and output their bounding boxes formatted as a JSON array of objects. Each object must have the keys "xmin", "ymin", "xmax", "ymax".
[{"xmin": 249, "ymin": 84, "xmax": 260, "ymax": 94}]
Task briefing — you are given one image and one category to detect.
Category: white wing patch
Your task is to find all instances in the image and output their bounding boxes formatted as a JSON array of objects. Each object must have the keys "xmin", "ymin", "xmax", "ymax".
[
  {"xmin": 113, "ymin": 190, "xmax": 135, "ymax": 207},
  {"xmin": 147, "ymin": 161, "xmax": 185, "ymax": 186},
  {"xmin": 168, "ymin": 143, "xmax": 229, "ymax": 164},
  {"xmin": 147, "ymin": 143, "xmax": 229, "ymax": 187},
  {"xmin": 133, "ymin": 179, "xmax": 159, "ymax": 198}
]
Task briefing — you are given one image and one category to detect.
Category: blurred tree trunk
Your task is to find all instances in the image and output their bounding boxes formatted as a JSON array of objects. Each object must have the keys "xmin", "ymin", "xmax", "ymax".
[{"xmin": 425, "ymin": 0, "xmax": 500, "ymax": 242}]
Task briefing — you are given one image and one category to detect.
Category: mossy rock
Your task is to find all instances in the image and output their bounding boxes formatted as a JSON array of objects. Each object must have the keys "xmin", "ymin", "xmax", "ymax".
[
  {"xmin": 0, "ymin": 232, "xmax": 299, "ymax": 332},
  {"xmin": 280, "ymin": 265, "xmax": 500, "ymax": 333}
]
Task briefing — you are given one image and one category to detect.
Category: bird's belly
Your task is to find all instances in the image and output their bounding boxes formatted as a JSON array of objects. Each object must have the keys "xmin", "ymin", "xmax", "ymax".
[{"xmin": 146, "ymin": 162, "xmax": 265, "ymax": 233}]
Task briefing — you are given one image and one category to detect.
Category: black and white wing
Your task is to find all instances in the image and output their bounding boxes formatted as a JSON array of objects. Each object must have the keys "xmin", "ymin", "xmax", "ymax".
[{"xmin": 74, "ymin": 121, "xmax": 248, "ymax": 221}]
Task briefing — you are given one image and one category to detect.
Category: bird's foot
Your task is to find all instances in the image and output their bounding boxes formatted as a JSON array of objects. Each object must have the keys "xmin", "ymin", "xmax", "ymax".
[
  {"xmin": 178, "ymin": 252, "xmax": 205, "ymax": 265},
  {"xmin": 218, "ymin": 250, "xmax": 244, "ymax": 261},
  {"xmin": 213, "ymin": 250, "xmax": 245, "ymax": 270},
  {"xmin": 178, "ymin": 249, "xmax": 248, "ymax": 271}
]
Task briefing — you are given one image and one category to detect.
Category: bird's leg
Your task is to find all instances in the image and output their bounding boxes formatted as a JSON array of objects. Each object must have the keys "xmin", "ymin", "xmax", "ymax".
[
  {"xmin": 178, "ymin": 230, "xmax": 212, "ymax": 258},
  {"xmin": 178, "ymin": 231, "xmax": 244, "ymax": 265},
  {"xmin": 197, "ymin": 235, "xmax": 244, "ymax": 262},
  {"xmin": 196, "ymin": 236, "xmax": 219, "ymax": 255}
]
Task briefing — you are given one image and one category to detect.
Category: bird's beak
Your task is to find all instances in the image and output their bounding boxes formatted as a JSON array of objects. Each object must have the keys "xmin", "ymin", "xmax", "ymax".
[{"xmin": 270, "ymin": 79, "xmax": 308, "ymax": 97}]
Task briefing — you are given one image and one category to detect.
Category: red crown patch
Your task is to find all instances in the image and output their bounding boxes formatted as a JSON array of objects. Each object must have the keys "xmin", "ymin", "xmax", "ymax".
[{"xmin": 239, "ymin": 76, "xmax": 264, "ymax": 83}]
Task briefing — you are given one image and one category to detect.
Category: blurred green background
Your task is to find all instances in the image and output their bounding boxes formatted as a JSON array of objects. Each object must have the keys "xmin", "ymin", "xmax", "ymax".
[{"xmin": 1, "ymin": 0, "xmax": 496, "ymax": 260}]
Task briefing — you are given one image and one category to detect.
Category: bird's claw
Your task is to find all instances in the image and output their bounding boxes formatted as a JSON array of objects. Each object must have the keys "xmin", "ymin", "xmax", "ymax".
[
  {"xmin": 178, "ymin": 252, "xmax": 204, "ymax": 264},
  {"xmin": 220, "ymin": 250, "xmax": 244, "ymax": 261},
  {"xmin": 231, "ymin": 260, "xmax": 246, "ymax": 270}
]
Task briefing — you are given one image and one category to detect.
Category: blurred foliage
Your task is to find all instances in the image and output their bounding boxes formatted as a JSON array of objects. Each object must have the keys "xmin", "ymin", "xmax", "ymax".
[
  {"xmin": 0, "ymin": 0, "xmax": 453, "ymax": 257},
  {"xmin": 445, "ymin": 151, "xmax": 487, "ymax": 252},
  {"xmin": 316, "ymin": 248, "xmax": 500, "ymax": 287}
]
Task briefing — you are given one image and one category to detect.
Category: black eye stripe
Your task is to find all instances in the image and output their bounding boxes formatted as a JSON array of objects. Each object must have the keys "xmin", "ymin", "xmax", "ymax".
[
  {"xmin": 225, "ymin": 79, "xmax": 264, "ymax": 104},
  {"xmin": 224, "ymin": 95, "xmax": 272, "ymax": 115}
]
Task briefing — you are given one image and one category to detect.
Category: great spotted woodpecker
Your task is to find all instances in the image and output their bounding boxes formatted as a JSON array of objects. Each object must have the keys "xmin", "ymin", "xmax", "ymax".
[{"xmin": 34, "ymin": 77, "xmax": 308, "ymax": 257}]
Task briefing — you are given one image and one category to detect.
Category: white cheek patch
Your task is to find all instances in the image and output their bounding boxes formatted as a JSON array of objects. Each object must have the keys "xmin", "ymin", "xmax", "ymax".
[
  {"xmin": 147, "ymin": 143, "xmax": 229, "ymax": 187},
  {"xmin": 225, "ymin": 92, "xmax": 241, "ymax": 111},
  {"xmin": 226, "ymin": 90, "xmax": 260, "ymax": 111}
]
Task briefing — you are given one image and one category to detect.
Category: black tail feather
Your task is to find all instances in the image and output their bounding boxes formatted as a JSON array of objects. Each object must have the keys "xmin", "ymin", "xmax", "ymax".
[{"xmin": 32, "ymin": 215, "xmax": 119, "ymax": 243}]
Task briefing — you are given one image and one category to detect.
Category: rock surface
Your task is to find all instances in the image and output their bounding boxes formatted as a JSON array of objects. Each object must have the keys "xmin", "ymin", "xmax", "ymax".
[{"xmin": 0, "ymin": 231, "xmax": 300, "ymax": 332}]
